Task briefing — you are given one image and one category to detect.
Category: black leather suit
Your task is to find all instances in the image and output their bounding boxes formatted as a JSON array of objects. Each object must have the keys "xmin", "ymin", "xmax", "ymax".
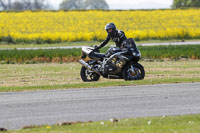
[
  {"xmin": 98, "ymin": 30, "xmax": 127, "ymax": 49},
  {"xmin": 89, "ymin": 29, "xmax": 140, "ymax": 62},
  {"xmin": 97, "ymin": 30, "xmax": 128, "ymax": 57}
]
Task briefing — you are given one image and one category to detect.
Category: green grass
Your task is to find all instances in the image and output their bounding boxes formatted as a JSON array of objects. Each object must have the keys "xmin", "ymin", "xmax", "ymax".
[
  {"xmin": 139, "ymin": 45, "xmax": 200, "ymax": 59},
  {"xmin": 0, "ymin": 48, "xmax": 82, "ymax": 64},
  {"xmin": 0, "ymin": 45, "xmax": 200, "ymax": 64},
  {"xmin": 0, "ymin": 60, "xmax": 199, "ymax": 92},
  {"xmin": 1, "ymin": 78, "xmax": 200, "ymax": 92},
  {"xmin": 8, "ymin": 114, "xmax": 200, "ymax": 133}
]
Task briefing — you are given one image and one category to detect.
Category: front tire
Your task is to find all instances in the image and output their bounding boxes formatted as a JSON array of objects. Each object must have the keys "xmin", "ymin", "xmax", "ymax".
[
  {"xmin": 122, "ymin": 63, "xmax": 145, "ymax": 81},
  {"xmin": 80, "ymin": 66, "xmax": 100, "ymax": 82}
]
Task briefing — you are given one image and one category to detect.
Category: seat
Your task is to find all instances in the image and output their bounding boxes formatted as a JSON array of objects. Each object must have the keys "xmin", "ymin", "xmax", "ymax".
[
  {"xmin": 89, "ymin": 52, "xmax": 106, "ymax": 60},
  {"xmin": 94, "ymin": 52, "xmax": 106, "ymax": 59}
]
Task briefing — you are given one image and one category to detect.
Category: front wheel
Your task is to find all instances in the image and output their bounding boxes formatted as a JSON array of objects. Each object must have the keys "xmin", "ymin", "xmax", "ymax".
[
  {"xmin": 80, "ymin": 66, "xmax": 100, "ymax": 82},
  {"xmin": 122, "ymin": 63, "xmax": 145, "ymax": 81}
]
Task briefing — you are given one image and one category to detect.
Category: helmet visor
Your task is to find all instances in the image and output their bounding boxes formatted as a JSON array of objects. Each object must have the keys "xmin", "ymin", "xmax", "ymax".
[{"xmin": 107, "ymin": 28, "xmax": 113, "ymax": 33}]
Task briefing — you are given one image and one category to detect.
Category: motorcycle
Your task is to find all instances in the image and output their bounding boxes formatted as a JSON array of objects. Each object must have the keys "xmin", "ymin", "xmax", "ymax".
[{"xmin": 78, "ymin": 39, "xmax": 145, "ymax": 82}]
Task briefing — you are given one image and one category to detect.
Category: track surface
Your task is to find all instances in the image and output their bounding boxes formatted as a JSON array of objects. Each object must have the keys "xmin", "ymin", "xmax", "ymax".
[
  {"xmin": 0, "ymin": 83, "xmax": 200, "ymax": 130},
  {"xmin": 1, "ymin": 41, "xmax": 200, "ymax": 50}
]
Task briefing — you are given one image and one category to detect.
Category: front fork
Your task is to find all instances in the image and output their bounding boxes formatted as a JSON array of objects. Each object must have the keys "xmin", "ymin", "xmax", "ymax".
[{"xmin": 129, "ymin": 62, "xmax": 137, "ymax": 76}]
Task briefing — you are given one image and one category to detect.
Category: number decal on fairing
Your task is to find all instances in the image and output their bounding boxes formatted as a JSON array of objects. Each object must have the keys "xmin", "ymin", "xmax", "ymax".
[
  {"xmin": 112, "ymin": 58, "xmax": 117, "ymax": 64},
  {"xmin": 116, "ymin": 61, "xmax": 123, "ymax": 68}
]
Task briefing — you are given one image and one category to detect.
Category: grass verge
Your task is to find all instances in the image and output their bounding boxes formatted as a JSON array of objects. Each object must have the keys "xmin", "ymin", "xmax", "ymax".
[
  {"xmin": 0, "ymin": 60, "xmax": 199, "ymax": 92},
  {"xmin": 8, "ymin": 114, "xmax": 200, "ymax": 133},
  {"xmin": 1, "ymin": 78, "xmax": 200, "ymax": 92}
]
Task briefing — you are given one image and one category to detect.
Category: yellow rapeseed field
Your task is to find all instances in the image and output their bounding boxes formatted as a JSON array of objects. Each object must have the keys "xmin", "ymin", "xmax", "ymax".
[{"xmin": 0, "ymin": 9, "xmax": 200, "ymax": 43}]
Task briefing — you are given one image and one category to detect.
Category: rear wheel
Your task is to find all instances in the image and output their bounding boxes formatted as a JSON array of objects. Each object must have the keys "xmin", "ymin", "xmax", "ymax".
[
  {"xmin": 80, "ymin": 61, "xmax": 100, "ymax": 82},
  {"xmin": 122, "ymin": 63, "xmax": 145, "ymax": 81}
]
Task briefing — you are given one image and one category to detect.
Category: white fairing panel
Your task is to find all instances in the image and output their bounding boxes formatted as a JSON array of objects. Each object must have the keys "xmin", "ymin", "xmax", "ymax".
[{"xmin": 82, "ymin": 46, "xmax": 94, "ymax": 55}]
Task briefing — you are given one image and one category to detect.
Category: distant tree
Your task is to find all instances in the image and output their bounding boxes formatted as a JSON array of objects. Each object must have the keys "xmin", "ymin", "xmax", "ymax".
[
  {"xmin": 60, "ymin": 0, "xmax": 109, "ymax": 10},
  {"xmin": 189, "ymin": 0, "xmax": 200, "ymax": 7},
  {"xmin": 60, "ymin": 0, "xmax": 83, "ymax": 10},
  {"xmin": 0, "ymin": 0, "xmax": 50, "ymax": 10},
  {"xmin": 0, "ymin": 0, "xmax": 12, "ymax": 10},
  {"xmin": 172, "ymin": 0, "xmax": 200, "ymax": 8},
  {"xmin": 12, "ymin": 1, "xmax": 24, "ymax": 10},
  {"xmin": 32, "ymin": 0, "xmax": 49, "ymax": 10},
  {"xmin": 84, "ymin": 0, "xmax": 109, "ymax": 9},
  {"xmin": 23, "ymin": 0, "xmax": 33, "ymax": 10}
]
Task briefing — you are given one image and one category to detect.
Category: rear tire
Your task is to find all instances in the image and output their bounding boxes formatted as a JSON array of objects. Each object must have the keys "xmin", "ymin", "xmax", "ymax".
[
  {"xmin": 80, "ymin": 66, "xmax": 100, "ymax": 82},
  {"xmin": 122, "ymin": 63, "xmax": 145, "ymax": 81}
]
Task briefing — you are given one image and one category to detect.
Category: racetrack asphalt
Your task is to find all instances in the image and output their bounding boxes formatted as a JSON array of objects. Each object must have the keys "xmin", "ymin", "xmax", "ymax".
[
  {"xmin": 1, "ymin": 41, "xmax": 200, "ymax": 50},
  {"xmin": 0, "ymin": 83, "xmax": 200, "ymax": 130}
]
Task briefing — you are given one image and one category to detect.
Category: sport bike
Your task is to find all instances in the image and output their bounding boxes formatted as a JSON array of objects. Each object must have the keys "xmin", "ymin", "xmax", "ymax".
[{"xmin": 79, "ymin": 39, "xmax": 145, "ymax": 82}]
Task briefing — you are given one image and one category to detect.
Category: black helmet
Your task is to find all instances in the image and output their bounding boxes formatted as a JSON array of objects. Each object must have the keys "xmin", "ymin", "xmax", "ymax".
[{"xmin": 105, "ymin": 23, "xmax": 116, "ymax": 36}]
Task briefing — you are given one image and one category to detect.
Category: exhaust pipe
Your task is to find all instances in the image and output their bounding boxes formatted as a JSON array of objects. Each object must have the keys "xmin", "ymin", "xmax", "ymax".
[{"xmin": 79, "ymin": 60, "xmax": 100, "ymax": 75}]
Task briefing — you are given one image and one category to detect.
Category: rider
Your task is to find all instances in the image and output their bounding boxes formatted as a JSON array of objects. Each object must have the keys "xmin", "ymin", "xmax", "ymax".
[
  {"xmin": 94, "ymin": 23, "xmax": 128, "ymax": 57},
  {"xmin": 89, "ymin": 23, "xmax": 140, "ymax": 61}
]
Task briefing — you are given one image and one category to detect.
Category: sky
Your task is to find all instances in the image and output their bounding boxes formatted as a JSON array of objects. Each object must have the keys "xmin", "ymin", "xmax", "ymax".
[{"xmin": 48, "ymin": 0, "xmax": 173, "ymax": 10}]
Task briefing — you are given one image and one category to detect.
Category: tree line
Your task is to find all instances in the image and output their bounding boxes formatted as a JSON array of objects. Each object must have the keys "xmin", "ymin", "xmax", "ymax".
[
  {"xmin": 172, "ymin": 0, "xmax": 200, "ymax": 8},
  {"xmin": 0, "ymin": 0, "xmax": 49, "ymax": 10},
  {"xmin": 0, "ymin": 0, "xmax": 200, "ymax": 11},
  {"xmin": 0, "ymin": 0, "xmax": 109, "ymax": 10}
]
